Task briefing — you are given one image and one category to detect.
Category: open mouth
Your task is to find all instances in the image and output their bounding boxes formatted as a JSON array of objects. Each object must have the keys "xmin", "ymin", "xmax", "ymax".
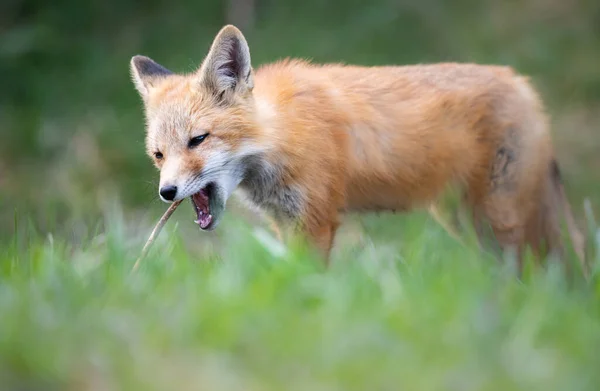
[{"xmin": 191, "ymin": 182, "xmax": 215, "ymax": 230}]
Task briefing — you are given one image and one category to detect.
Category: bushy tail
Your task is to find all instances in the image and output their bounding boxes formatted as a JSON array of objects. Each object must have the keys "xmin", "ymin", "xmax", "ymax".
[{"xmin": 550, "ymin": 159, "xmax": 588, "ymax": 277}]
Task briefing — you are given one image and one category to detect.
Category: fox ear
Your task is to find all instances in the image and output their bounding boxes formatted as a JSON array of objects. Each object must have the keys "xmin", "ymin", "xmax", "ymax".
[
  {"xmin": 198, "ymin": 25, "xmax": 253, "ymax": 99},
  {"xmin": 130, "ymin": 55, "xmax": 174, "ymax": 98}
]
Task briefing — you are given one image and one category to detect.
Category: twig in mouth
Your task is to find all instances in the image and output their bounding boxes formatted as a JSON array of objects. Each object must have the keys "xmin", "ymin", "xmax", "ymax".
[{"xmin": 131, "ymin": 199, "xmax": 183, "ymax": 272}]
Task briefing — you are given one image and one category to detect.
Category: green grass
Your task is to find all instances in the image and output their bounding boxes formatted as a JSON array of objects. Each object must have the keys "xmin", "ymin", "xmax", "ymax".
[{"xmin": 2, "ymin": 202, "xmax": 600, "ymax": 390}]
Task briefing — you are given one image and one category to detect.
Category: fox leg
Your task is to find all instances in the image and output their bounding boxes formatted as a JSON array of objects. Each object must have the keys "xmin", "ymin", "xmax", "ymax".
[
  {"xmin": 479, "ymin": 183, "xmax": 528, "ymax": 271},
  {"xmin": 428, "ymin": 203, "xmax": 463, "ymax": 244},
  {"xmin": 547, "ymin": 160, "xmax": 588, "ymax": 278},
  {"xmin": 299, "ymin": 208, "xmax": 341, "ymax": 264},
  {"xmin": 470, "ymin": 205, "xmax": 487, "ymax": 250},
  {"xmin": 306, "ymin": 220, "xmax": 339, "ymax": 263},
  {"xmin": 267, "ymin": 216, "xmax": 284, "ymax": 242},
  {"xmin": 469, "ymin": 134, "xmax": 533, "ymax": 273}
]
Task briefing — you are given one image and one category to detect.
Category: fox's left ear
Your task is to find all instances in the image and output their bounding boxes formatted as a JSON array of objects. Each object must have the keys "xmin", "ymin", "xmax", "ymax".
[
  {"xmin": 130, "ymin": 55, "xmax": 174, "ymax": 99},
  {"xmin": 198, "ymin": 25, "xmax": 253, "ymax": 100}
]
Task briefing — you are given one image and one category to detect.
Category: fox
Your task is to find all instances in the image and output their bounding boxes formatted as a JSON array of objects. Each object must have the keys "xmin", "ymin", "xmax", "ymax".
[{"xmin": 130, "ymin": 24, "xmax": 587, "ymax": 275}]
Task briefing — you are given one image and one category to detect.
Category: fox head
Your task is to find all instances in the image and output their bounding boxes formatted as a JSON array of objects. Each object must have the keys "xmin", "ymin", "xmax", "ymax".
[{"xmin": 130, "ymin": 25, "xmax": 264, "ymax": 231}]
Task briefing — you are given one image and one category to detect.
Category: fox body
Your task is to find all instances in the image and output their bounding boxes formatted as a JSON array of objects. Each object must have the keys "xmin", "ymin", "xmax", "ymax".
[{"xmin": 131, "ymin": 25, "xmax": 586, "ymax": 273}]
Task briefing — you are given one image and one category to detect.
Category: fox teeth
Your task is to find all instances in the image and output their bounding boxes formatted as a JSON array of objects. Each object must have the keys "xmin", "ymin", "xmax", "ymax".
[{"xmin": 194, "ymin": 219, "xmax": 200, "ymax": 224}]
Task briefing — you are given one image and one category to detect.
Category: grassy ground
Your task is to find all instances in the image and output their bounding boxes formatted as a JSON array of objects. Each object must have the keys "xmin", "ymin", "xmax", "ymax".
[{"xmin": 2, "ymin": 199, "xmax": 600, "ymax": 390}]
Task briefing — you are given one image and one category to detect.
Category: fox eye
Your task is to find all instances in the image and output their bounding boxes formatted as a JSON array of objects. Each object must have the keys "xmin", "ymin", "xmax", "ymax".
[
  {"xmin": 154, "ymin": 151, "xmax": 163, "ymax": 160},
  {"xmin": 188, "ymin": 133, "xmax": 209, "ymax": 149}
]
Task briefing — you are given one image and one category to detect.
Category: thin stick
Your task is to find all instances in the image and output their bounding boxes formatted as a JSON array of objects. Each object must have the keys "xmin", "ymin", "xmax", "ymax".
[{"xmin": 131, "ymin": 199, "xmax": 183, "ymax": 272}]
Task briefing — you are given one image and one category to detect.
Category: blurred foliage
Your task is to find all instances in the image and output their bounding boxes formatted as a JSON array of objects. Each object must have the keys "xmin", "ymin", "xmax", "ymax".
[
  {"xmin": 0, "ymin": 0, "xmax": 599, "ymax": 238},
  {"xmin": 1, "ymin": 200, "xmax": 599, "ymax": 390},
  {"xmin": 1, "ymin": 2, "xmax": 600, "ymax": 387}
]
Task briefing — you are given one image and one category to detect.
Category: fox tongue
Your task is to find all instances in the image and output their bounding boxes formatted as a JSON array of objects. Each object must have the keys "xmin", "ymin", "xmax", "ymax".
[
  {"xmin": 196, "ymin": 212, "xmax": 212, "ymax": 230},
  {"xmin": 192, "ymin": 189, "xmax": 212, "ymax": 229}
]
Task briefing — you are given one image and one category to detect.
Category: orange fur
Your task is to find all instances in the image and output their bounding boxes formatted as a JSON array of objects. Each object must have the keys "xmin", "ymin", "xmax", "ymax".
[{"xmin": 130, "ymin": 25, "xmax": 587, "ymax": 275}]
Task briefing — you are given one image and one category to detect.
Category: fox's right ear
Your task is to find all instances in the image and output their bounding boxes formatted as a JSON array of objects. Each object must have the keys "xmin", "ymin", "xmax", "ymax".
[
  {"xmin": 197, "ymin": 25, "xmax": 253, "ymax": 101},
  {"xmin": 130, "ymin": 55, "xmax": 174, "ymax": 98}
]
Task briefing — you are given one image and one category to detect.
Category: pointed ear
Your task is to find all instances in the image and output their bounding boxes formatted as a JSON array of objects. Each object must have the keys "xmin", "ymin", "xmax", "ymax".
[
  {"xmin": 130, "ymin": 55, "xmax": 174, "ymax": 98},
  {"xmin": 198, "ymin": 25, "xmax": 253, "ymax": 100}
]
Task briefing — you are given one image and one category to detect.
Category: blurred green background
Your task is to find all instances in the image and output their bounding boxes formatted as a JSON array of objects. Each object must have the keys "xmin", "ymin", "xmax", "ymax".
[
  {"xmin": 1, "ymin": 0, "xmax": 599, "ymax": 239},
  {"xmin": 2, "ymin": 2, "xmax": 600, "ymax": 389}
]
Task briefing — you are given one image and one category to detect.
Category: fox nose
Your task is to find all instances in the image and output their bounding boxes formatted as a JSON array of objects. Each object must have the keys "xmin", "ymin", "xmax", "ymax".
[{"xmin": 159, "ymin": 185, "xmax": 178, "ymax": 201}]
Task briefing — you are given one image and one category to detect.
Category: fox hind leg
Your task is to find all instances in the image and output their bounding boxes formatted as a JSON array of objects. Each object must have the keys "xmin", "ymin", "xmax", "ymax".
[{"xmin": 469, "ymin": 136, "xmax": 532, "ymax": 273}]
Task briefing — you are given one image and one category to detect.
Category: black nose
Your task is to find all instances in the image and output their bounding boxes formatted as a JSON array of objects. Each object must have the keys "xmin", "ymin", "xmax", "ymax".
[{"xmin": 159, "ymin": 185, "xmax": 178, "ymax": 201}]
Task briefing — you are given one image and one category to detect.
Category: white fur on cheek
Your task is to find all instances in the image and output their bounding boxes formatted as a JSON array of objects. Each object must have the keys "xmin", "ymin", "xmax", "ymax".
[
  {"xmin": 174, "ymin": 147, "xmax": 240, "ymax": 201},
  {"xmin": 207, "ymin": 149, "xmax": 243, "ymax": 201},
  {"xmin": 172, "ymin": 140, "xmax": 268, "ymax": 202}
]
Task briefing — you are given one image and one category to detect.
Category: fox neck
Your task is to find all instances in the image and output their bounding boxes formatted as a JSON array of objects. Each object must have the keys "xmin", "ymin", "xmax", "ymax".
[
  {"xmin": 235, "ymin": 101, "xmax": 305, "ymax": 222},
  {"xmin": 237, "ymin": 154, "xmax": 303, "ymax": 223}
]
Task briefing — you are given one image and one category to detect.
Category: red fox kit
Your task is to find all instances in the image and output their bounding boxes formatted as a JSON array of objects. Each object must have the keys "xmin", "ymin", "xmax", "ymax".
[{"xmin": 130, "ymin": 25, "xmax": 586, "ymax": 274}]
